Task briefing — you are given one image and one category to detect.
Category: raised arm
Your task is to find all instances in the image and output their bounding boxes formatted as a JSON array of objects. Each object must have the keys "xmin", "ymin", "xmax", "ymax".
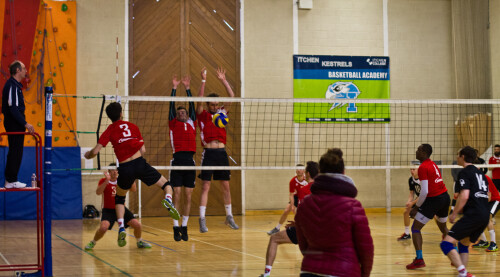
[
  {"xmin": 170, "ymin": 75, "xmax": 181, "ymax": 121},
  {"xmin": 96, "ymin": 171, "xmax": 110, "ymax": 195},
  {"xmin": 182, "ymin": 75, "xmax": 196, "ymax": 121},
  {"xmin": 216, "ymin": 67, "xmax": 235, "ymax": 111},
  {"xmin": 196, "ymin": 67, "xmax": 207, "ymax": 115}
]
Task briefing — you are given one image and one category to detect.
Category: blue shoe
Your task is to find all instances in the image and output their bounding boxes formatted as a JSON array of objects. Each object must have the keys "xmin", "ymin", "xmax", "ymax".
[
  {"xmin": 117, "ymin": 227, "xmax": 127, "ymax": 247},
  {"xmin": 161, "ymin": 198, "xmax": 180, "ymax": 220}
]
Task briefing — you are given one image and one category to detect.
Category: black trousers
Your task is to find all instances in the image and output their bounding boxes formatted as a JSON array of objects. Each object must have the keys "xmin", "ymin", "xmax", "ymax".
[{"xmin": 3, "ymin": 116, "xmax": 25, "ymax": 183}]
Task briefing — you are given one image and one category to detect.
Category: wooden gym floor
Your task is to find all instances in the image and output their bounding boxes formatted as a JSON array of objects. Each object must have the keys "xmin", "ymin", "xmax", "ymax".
[{"xmin": 1, "ymin": 212, "xmax": 500, "ymax": 276}]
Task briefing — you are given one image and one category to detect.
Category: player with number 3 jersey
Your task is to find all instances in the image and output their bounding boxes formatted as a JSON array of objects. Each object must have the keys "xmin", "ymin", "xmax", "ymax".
[{"xmin": 84, "ymin": 102, "xmax": 180, "ymax": 248}]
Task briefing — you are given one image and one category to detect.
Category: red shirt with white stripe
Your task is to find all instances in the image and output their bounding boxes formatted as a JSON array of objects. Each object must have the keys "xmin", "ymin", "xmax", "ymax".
[
  {"xmin": 487, "ymin": 175, "xmax": 500, "ymax": 202},
  {"xmin": 98, "ymin": 120, "xmax": 144, "ymax": 162},
  {"xmin": 289, "ymin": 176, "xmax": 309, "ymax": 194},
  {"xmin": 98, "ymin": 178, "xmax": 117, "ymax": 210},
  {"xmin": 296, "ymin": 182, "xmax": 313, "ymax": 205},
  {"xmin": 169, "ymin": 118, "xmax": 196, "ymax": 153},
  {"xmin": 418, "ymin": 158, "xmax": 447, "ymax": 197},
  {"xmin": 489, "ymin": 156, "xmax": 500, "ymax": 179},
  {"xmin": 197, "ymin": 109, "xmax": 227, "ymax": 146}
]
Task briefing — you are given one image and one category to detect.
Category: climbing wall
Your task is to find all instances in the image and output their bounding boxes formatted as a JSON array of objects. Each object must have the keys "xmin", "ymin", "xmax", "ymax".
[{"xmin": 0, "ymin": 0, "xmax": 76, "ymax": 147}]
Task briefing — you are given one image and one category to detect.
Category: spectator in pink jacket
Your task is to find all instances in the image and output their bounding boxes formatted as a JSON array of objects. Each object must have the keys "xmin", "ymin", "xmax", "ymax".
[{"xmin": 295, "ymin": 148, "xmax": 374, "ymax": 277}]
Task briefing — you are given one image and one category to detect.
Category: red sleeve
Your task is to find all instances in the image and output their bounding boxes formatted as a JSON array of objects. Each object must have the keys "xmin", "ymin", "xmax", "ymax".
[
  {"xmin": 352, "ymin": 201, "xmax": 374, "ymax": 277},
  {"xmin": 98, "ymin": 178, "xmax": 106, "ymax": 186},
  {"xmin": 490, "ymin": 157, "xmax": 495, "ymax": 164},
  {"xmin": 289, "ymin": 178, "xmax": 295, "ymax": 193},
  {"xmin": 418, "ymin": 164, "xmax": 428, "ymax": 182},
  {"xmin": 97, "ymin": 126, "xmax": 111, "ymax": 147}
]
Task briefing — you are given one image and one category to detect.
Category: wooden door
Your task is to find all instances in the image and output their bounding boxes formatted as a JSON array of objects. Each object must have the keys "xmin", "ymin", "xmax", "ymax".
[{"xmin": 129, "ymin": 0, "xmax": 241, "ymax": 216}]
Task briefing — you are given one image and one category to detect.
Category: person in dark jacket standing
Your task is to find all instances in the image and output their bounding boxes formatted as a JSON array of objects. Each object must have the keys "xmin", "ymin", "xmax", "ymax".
[
  {"xmin": 2, "ymin": 60, "xmax": 34, "ymax": 188},
  {"xmin": 295, "ymin": 148, "xmax": 374, "ymax": 277}
]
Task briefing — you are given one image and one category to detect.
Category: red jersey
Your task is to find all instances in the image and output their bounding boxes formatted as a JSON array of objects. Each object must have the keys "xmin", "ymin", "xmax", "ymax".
[
  {"xmin": 98, "ymin": 120, "xmax": 144, "ymax": 162},
  {"xmin": 289, "ymin": 176, "xmax": 309, "ymax": 194},
  {"xmin": 487, "ymin": 175, "xmax": 500, "ymax": 202},
  {"xmin": 489, "ymin": 156, "xmax": 500, "ymax": 179},
  {"xmin": 169, "ymin": 118, "xmax": 196, "ymax": 153},
  {"xmin": 197, "ymin": 109, "xmax": 227, "ymax": 146},
  {"xmin": 98, "ymin": 178, "xmax": 117, "ymax": 209},
  {"xmin": 418, "ymin": 159, "xmax": 447, "ymax": 197},
  {"xmin": 296, "ymin": 182, "xmax": 313, "ymax": 205}
]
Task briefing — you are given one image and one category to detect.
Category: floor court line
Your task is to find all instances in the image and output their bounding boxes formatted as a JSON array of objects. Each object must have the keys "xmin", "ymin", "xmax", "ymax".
[
  {"xmin": 55, "ymin": 234, "xmax": 133, "ymax": 277},
  {"xmin": 142, "ymin": 224, "xmax": 266, "ymax": 260}
]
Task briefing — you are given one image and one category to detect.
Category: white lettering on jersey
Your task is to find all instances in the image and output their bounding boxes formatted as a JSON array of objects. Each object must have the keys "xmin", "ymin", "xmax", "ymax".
[
  {"xmin": 476, "ymin": 173, "xmax": 488, "ymax": 192},
  {"xmin": 120, "ymin": 124, "xmax": 131, "ymax": 137},
  {"xmin": 118, "ymin": 137, "xmax": 134, "ymax": 143}
]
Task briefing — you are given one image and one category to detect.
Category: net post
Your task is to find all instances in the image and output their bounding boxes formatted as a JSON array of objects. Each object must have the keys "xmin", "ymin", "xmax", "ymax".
[
  {"xmin": 96, "ymin": 95, "xmax": 106, "ymax": 170},
  {"xmin": 44, "ymin": 86, "xmax": 53, "ymax": 276},
  {"xmin": 385, "ymin": 123, "xmax": 391, "ymax": 213}
]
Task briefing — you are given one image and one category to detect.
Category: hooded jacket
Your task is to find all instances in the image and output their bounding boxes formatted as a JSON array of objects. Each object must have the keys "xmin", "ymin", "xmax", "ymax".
[{"xmin": 295, "ymin": 173, "xmax": 374, "ymax": 277}]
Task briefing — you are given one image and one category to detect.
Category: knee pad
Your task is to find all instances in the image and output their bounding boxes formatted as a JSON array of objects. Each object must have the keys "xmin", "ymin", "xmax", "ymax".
[
  {"xmin": 115, "ymin": 195, "xmax": 126, "ymax": 205},
  {"xmin": 440, "ymin": 241, "xmax": 455, "ymax": 255},
  {"xmin": 458, "ymin": 242, "xmax": 469, "ymax": 254},
  {"xmin": 437, "ymin": 216, "xmax": 448, "ymax": 223},
  {"xmin": 411, "ymin": 222, "xmax": 421, "ymax": 234}
]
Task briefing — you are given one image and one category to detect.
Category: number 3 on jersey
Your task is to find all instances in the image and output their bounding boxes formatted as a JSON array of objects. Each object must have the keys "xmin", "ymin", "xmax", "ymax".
[{"xmin": 120, "ymin": 124, "xmax": 131, "ymax": 137}]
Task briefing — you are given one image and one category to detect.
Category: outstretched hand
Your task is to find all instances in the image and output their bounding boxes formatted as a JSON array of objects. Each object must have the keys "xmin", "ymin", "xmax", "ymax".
[
  {"xmin": 181, "ymin": 75, "xmax": 191, "ymax": 89},
  {"xmin": 216, "ymin": 67, "xmax": 226, "ymax": 82},
  {"xmin": 172, "ymin": 75, "xmax": 181, "ymax": 89},
  {"xmin": 285, "ymin": 220, "xmax": 295, "ymax": 228},
  {"xmin": 201, "ymin": 66, "xmax": 207, "ymax": 81}
]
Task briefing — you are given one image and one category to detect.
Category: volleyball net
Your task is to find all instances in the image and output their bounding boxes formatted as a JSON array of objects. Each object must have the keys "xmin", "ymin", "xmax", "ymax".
[{"xmin": 84, "ymin": 96, "xmax": 500, "ymax": 170}]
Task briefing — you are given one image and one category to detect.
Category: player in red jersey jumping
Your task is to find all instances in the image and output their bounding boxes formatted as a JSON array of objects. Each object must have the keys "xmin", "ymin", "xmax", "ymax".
[
  {"xmin": 407, "ymin": 144, "xmax": 450, "ymax": 269},
  {"xmin": 85, "ymin": 164, "xmax": 152, "ymax": 250},
  {"xmin": 85, "ymin": 102, "xmax": 179, "ymax": 247},
  {"xmin": 196, "ymin": 67, "xmax": 238, "ymax": 232},
  {"xmin": 168, "ymin": 74, "xmax": 197, "ymax": 241}
]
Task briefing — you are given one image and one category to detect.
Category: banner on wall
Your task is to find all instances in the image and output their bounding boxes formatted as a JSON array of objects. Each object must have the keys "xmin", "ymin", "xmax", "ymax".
[{"xmin": 293, "ymin": 55, "xmax": 390, "ymax": 123}]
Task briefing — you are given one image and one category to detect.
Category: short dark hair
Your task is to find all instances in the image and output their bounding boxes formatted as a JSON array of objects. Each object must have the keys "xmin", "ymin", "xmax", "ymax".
[
  {"xmin": 177, "ymin": 106, "xmax": 187, "ymax": 112},
  {"xmin": 495, "ymin": 144, "xmax": 500, "ymax": 148},
  {"xmin": 306, "ymin": 161, "xmax": 319, "ymax": 179},
  {"xmin": 207, "ymin": 93, "xmax": 219, "ymax": 97},
  {"xmin": 105, "ymin": 102, "xmax": 122, "ymax": 122},
  {"xmin": 459, "ymin": 146, "xmax": 477, "ymax": 163},
  {"xmin": 420, "ymin": 144, "xmax": 433, "ymax": 157},
  {"xmin": 296, "ymin": 163, "xmax": 304, "ymax": 167},
  {"xmin": 109, "ymin": 162, "xmax": 117, "ymax": 167},
  {"xmin": 9, "ymin": 61, "xmax": 22, "ymax": 76},
  {"xmin": 319, "ymin": 148, "xmax": 344, "ymax": 174}
]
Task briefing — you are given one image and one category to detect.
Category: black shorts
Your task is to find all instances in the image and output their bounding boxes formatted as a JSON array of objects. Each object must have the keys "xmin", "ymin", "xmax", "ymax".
[
  {"xmin": 117, "ymin": 157, "xmax": 162, "ymax": 190},
  {"xmin": 170, "ymin": 152, "xmax": 196, "ymax": 188},
  {"xmin": 448, "ymin": 213, "xmax": 489, "ymax": 242},
  {"xmin": 293, "ymin": 195, "xmax": 298, "ymax": 208},
  {"xmin": 286, "ymin": 226, "xmax": 298, "ymax": 245},
  {"xmin": 493, "ymin": 179, "xmax": 500, "ymax": 194},
  {"xmin": 418, "ymin": 192, "xmax": 451, "ymax": 221},
  {"xmin": 489, "ymin": 201, "xmax": 500, "ymax": 216},
  {"xmin": 199, "ymin": 148, "xmax": 230, "ymax": 181},
  {"xmin": 101, "ymin": 207, "xmax": 135, "ymax": 230}
]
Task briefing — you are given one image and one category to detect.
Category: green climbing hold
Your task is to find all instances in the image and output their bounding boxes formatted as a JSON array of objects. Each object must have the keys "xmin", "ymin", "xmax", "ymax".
[
  {"xmin": 54, "ymin": 137, "xmax": 60, "ymax": 142},
  {"xmin": 61, "ymin": 3, "xmax": 68, "ymax": 12}
]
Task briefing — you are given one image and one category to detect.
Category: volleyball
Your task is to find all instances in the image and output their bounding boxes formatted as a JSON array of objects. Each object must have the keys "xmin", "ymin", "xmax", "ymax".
[{"xmin": 212, "ymin": 112, "xmax": 229, "ymax": 128}]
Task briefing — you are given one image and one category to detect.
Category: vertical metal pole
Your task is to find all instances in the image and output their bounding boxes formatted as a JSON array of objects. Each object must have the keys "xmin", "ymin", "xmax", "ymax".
[{"xmin": 44, "ymin": 87, "xmax": 53, "ymax": 276}]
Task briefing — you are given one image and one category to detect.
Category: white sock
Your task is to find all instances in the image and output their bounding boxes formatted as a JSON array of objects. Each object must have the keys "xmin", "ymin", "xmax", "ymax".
[
  {"xmin": 165, "ymin": 193, "xmax": 172, "ymax": 201},
  {"xmin": 404, "ymin": 226, "xmax": 410, "ymax": 235},
  {"xmin": 276, "ymin": 223, "xmax": 282, "ymax": 229},
  {"xmin": 457, "ymin": 265, "xmax": 467, "ymax": 277},
  {"xmin": 137, "ymin": 238, "xmax": 143, "ymax": 242},
  {"xmin": 480, "ymin": 232, "xmax": 487, "ymax": 241},
  {"xmin": 264, "ymin": 265, "xmax": 272, "ymax": 275},
  {"xmin": 225, "ymin": 204, "xmax": 233, "ymax": 216},
  {"xmin": 173, "ymin": 219, "xmax": 179, "ymax": 227},
  {"xmin": 117, "ymin": 218, "xmax": 125, "ymax": 228},
  {"xmin": 489, "ymin": 229, "xmax": 496, "ymax": 243},
  {"xmin": 91, "ymin": 240, "xmax": 96, "ymax": 244},
  {"xmin": 182, "ymin": 216, "xmax": 189, "ymax": 226},
  {"xmin": 200, "ymin": 206, "xmax": 206, "ymax": 218}
]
